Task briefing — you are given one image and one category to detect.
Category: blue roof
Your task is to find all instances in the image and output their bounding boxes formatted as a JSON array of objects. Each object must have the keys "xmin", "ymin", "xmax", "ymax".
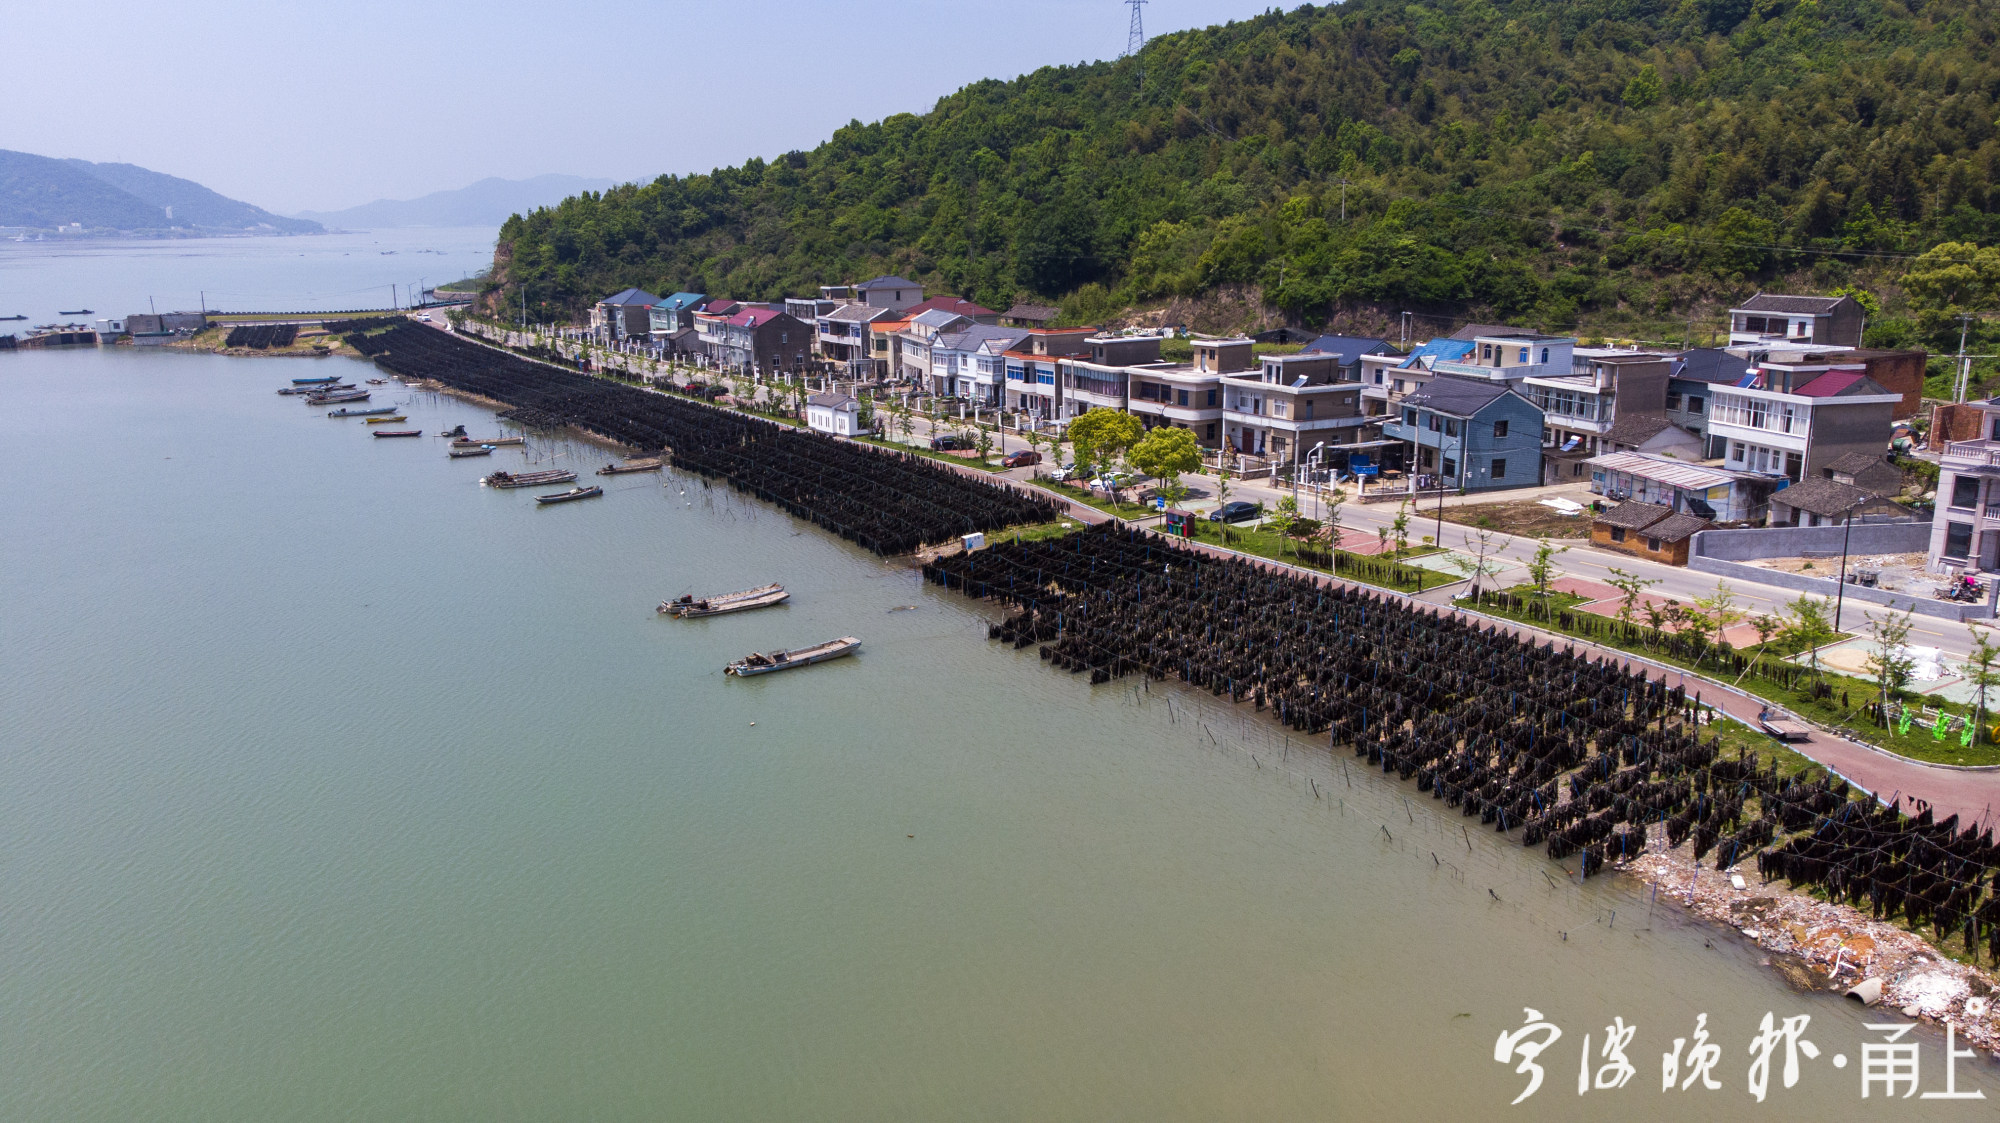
[
  {"xmin": 1399, "ymin": 339, "xmax": 1476, "ymax": 368},
  {"xmin": 1302, "ymin": 335, "xmax": 1394, "ymax": 365},
  {"xmin": 659, "ymin": 291, "xmax": 706, "ymax": 312}
]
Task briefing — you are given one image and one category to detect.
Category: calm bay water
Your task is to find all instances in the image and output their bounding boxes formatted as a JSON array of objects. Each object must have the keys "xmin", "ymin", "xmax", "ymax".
[
  {"xmin": 0, "ymin": 227, "xmax": 496, "ymax": 325},
  {"xmin": 1, "ymin": 347, "xmax": 1994, "ymax": 1120}
]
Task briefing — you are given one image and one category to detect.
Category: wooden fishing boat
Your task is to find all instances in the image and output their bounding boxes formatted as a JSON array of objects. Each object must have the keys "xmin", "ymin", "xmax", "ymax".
[
  {"xmin": 366, "ymin": 378, "xmax": 388, "ymax": 385},
  {"xmin": 535, "ymin": 485, "xmax": 603, "ymax": 504},
  {"xmin": 292, "ymin": 375, "xmax": 341, "ymax": 385},
  {"xmin": 372, "ymin": 429, "xmax": 422, "ymax": 438},
  {"xmin": 329, "ymin": 406, "xmax": 397, "ymax": 417},
  {"xmin": 597, "ymin": 458, "xmax": 662, "ymax": 475},
  {"xmin": 660, "ymin": 583, "xmax": 788, "ymax": 618},
  {"xmin": 453, "ymin": 436, "xmax": 524, "ymax": 448},
  {"xmin": 364, "ymin": 415, "xmax": 409, "ymax": 424},
  {"xmin": 483, "ymin": 469, "xmax": 576, "ymax": 489},
  {"xmin": 440, "ymin": 425, "xmax": 468, "ymax": 439},
  {"xmin": 725, "ymin": 636, "xmax": 860, "ymax": 676},
  {"xmin": 279, "ymin": 382, "xmax": 354, "ymax": 395},
  {"xmin": 449, "ymin": 445, "xmax": 494, "ymax": 458},
  {"xmin": 308, "ymin": 389, "xmax": 369, "ymax": 404}
]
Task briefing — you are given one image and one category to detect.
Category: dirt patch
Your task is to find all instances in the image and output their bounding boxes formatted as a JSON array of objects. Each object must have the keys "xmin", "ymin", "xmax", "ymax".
[{"xmin": 1441, "ymin": 500, "xmax": 1593, "ymax": 539}]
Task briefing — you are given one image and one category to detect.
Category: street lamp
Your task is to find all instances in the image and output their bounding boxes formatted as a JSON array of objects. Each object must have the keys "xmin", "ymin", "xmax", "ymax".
[{"xmin": 1305, "ymin": 442, "xmax": 1325, "ymax": 522}]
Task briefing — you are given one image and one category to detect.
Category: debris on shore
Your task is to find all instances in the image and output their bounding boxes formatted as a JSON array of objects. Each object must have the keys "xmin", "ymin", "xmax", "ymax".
[{"xmin": 1630, "ymin": 846, "xmax": 2000, "ymax": 1056}]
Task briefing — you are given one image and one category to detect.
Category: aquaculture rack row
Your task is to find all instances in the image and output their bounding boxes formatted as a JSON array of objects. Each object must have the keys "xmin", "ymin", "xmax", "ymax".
[
  {"xmin": 345, "ymin": 323, "xmax": 1059, "ymax": 555},
  {"xmin": 224, "ymin": 324, "xmax": 298, "ymax": 349},
  {"xmin": 925, "ymin": 523, "xmax": 2000, "ymax": 961}
]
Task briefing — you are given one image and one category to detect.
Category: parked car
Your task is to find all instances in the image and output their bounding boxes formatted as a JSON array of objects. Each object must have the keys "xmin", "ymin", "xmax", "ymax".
[
  {"xmin": 1091, "ymin": 472, "xmax": 1143, "ymax": 492},
  {"xmin": 1000, "ymin": 449, "xmax": 1041, "ymax": 468},
  {"xmin": 1208, "ymin": 500, "xmax": 1263, "ymax": 523},
  {"xmin": 929, "ymin": 434, "xmax": 971, "ymax": 451},
  {"xmin": 1048, "ymin": 463, "xmax": 1087, "ymax": 483}
]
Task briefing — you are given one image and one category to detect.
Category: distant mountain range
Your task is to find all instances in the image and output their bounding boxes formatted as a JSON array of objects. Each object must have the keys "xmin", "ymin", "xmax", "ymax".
[
  {"xmin": 0, "ymin": 149, "xmax": 320, "ymax": 234},
  {"xmin": 294, "ymin": 175, "xmax": 617, "ymax": 229}
]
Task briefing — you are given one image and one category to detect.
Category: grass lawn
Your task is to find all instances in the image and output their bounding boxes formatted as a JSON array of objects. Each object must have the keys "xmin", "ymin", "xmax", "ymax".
[
  {"xmin": 855, "ymin": 434, "xmax": 995, "ymax": 469},
  {"xmin": 1442, "ymin": 500, "xmax": 1594, "ymax": 539},
  {"xmin": 1471, "ymin": 587, "xmax": 2000, "ymax": 767},
  {"xmin": 1176, "ymin": 517, "xmax": 1445, "ymax": 595}
]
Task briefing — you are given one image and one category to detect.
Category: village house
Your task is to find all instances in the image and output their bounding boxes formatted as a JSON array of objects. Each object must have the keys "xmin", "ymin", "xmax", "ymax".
[
  {"xmin": 1929, "ymin": 397, "xmax": 2000, "ymax": 572},
  {"xmin": 898, "ymin": 296, "xmax": 998, "ymax": 325},
  {"xmin": 1767, "ymin": 476, "xmax": 1907, "ymax": 529},
  {"xmin": 591, "ymin": 288, "xmax": 659, "ymax": 343},
  {"xmin": 855, "ymin": 275, "xmax": 923, "ymax": 312},
  {"xmin": 713, "ymin": 308, "xmax": 812, "ymax": 373},
  {"xmin": 805, "ymin": 391, "xmax": 864, "ymax": 436},
  {"xmin": 1727, "ymin": 293, "xmax": 1864, "ymax": 351},
  {"xmin": 1705, "ymin": 361, "xmax": 1900, "ymax": 483},
  {"xmin": 782, "ymin": 297, "xmax": 838, "ymax": 356},
  {"xmin": 817, "ymin": 303, "xmax": 894, "ymax": 378},
  {"xmin": 1583, "ymin": 450, "xmax": 1774, "ymax": 524},
  {"xmin": 1359, "ymin": 337, "xmax": 1472, "ymax": 419},
  {"xmin": 929, "ymin": 325, "xmax": 1029, "ymax": 406},
  {"xmin": 899, "ymin": 308, "xmax": 974, "ymax": 391},
  {"xmin": 1378, "ymin": 376, "xmax": 1544, "ymax": 492},
  {"xmin": 690, "ymin": 299, "xmax": 743, "ymax": 360},
  {"xmin": 1664, "ymin": 347, "xmax": 1746, "ymax": 456},
  {"xmin": 1002, "ymin": 327, "xmax": 1095, "ymax": 423},
  {"xmin": 1590, "ymin": 501, "xmax": 1711, "ymax": 566},
  {"xmin": 1219, "ymin": 350, "xmax": 1371, "ymax": 469},
  {"xmin": 1427, "ymin": 331, "xmax": 1577, "ymax": 383},
  {"xmin": 1527, "ymin": 348, "xmax": 1675, "ymax": 458},
  {"xmin": 1001, "ymin": 303, "xmax": 1060, "ymax": 329}
]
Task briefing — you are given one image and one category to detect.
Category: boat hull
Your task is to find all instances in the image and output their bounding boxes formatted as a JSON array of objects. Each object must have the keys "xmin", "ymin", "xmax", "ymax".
[
  {"xmin": 725, "ymin": 637, "xmax": 859, "ymax": 676},
  {"xmin": 484, "ymin": 470, "xmax": 576, "ymax": 488},
  {"xmin": 661, "ymin": 583, "xmax": 787, "ymax": 617},
  {"xmin": 372, "ymin": 429, "xmax": 422, "ymax": 438},
  {"xmin": 535, "ymin": 486, "xmax": 603, "ymax": 504},
  {"xmin": 449, "ymin": 447, "xmax": 494, "ymax": 458}
]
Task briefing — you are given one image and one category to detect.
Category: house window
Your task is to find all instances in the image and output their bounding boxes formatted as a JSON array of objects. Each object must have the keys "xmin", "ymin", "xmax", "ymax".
[
  {"xmin": 1945, "ymin": 521, "xmax": 1974, "ymax": 559},
  {"xmin": 1442, "ymin": 457, "xmax": 1458, "ymax": 477},
  {"xmin": 1666, "ymin": 392, "xmax": 1682, "ymax": 411},
  {"xmin": 1688, "ymin": 396, "xmax": 1704, "ymax": 415},
  {"xmin": 1646, "ymin": 537, "xmax": 1662, "ymax": 552},
  {"xmin": 1730, "ymin": 442, "xmax": 1746, "ymax": 462},
  {"xmin": 1404, "ymin": 409, "xmax": 1417, "ymax": 426},
  {"xmin": 1178, "ymin": 389, "xmax": 1190, "ymax": 407},
  {"xmin": 1303, "ymin": 399, "xmax": 1314, "ymax": 419},
  {"xmin": 1205, "ymin": 423, "xmax": 1217, "ymax": 440},
  {"xmin": 1493, "ymin": 419, "xmax": 1509, "ymax": 438},
  {"xmin": 1610, "ymin": 527, "xmax": 1627, "ymax": 543},
  {"xmin": 1429, "ymin": 416, "xmax": 1442, "ymax": 432},
  {"xmin": 1540, "ymin": 347, "xmax": 1550, "ymax": 364},
  {"xmin": 1952, "ymin": 475, "xmax": 1981, "ymax": 510},
  {"xmin": 1393, "ymin": 379, "xmax": 1405, "ymax": 392},
  {"xmin": 1207, "ymin": 389, "xmax": 1217, "ymax": 406},
  {"xmin": 1444, "ymin": 419, "xmax": 1459, "ymax": 437},
  {"xmin": 1518, "ymin": 348, "xmax": 1529, "ymax": 363},
  {"xmin": 1492, "ymin": 459, "xmax": 1506, "ymax": 479}
]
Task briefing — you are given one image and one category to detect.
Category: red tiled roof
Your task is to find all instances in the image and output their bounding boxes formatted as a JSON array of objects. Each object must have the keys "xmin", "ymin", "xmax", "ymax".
[{"xmin": 1794, "ymin": 370, "xmax": 1866, "ymax": 397}]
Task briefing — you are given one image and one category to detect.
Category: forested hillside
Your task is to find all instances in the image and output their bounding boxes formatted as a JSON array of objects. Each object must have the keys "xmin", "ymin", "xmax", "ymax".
[{"xmin": 493, "ymin": 0, "xmax": 1999, "ymax": 347}]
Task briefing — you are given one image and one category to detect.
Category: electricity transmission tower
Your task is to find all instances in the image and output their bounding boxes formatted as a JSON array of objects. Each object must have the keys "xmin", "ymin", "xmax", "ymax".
[{"xmin": 1124, "ymin": 0, "xmax": 1148, "ymax": 58}]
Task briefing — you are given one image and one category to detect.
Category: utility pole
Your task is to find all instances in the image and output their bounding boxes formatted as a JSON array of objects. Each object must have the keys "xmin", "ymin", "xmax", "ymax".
[
  {"xmin": 1124, "ymin": 0, "xmax": 1147, "ymax": 58},
  {"xmin": 1956, "ymin": 312, "xmax": 1975, "ymax": 402}
]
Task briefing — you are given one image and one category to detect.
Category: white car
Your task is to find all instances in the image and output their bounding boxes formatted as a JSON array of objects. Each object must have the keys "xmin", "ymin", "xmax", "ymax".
[
  {"xmin": 416, "ymin": 314, "xmax": 431, "ymax": 322},
  {"xmin": 1048, "ymin": 464, "xmax": 1086, "ymax": 483}
]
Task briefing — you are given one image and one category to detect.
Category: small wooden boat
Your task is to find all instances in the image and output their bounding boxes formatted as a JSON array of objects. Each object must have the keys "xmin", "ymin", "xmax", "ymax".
[
  {"xmin": 308, "ymin": 390, "xmax": 369, "ymax": 404},
  {"xmin": 661, "ymin": 582, "xmax": 788, "ymax": 617},
  {"xmin": 483, "ymin": 469, "xmax": 576, "ymax": 488},
  {"xmin": 725, "ymin": 636, "xmax": 860, "ymax": 676},
  {"xmin": 454, "ymin": 436, "xmax": 524, "ymax": 448},
  {"xmin": 279, "ymin": 382, "xmax": 354, "ymax": 395},
  {"xmin": 292, "ymin": 375, "xmax": 341, "ymax": 385},
  {"xmin": 372, "ymin": 429, "xmax": 422, "ymax": 438},
  {"xmin": 440, "ymin": 425, "xmax": 468, "ymax": 439},
  {"xmin": 535, "ymin": 485, "xmax": 603, "ymax": 504},
  {"xmin": 329, "ymin": 406, "xmax": 397, "ymax": 417},
  {"xmin": 598, "ymin": 458, "xmax": 662, "ymax": 475},
  {"xmin": 366, "ymin": 378, "xmax": 388, "ymax": 385},
  {"xmin": 364, "ymin": 415, "xmax": 409, "ymax": 424},
  {"xmin": 58, "ymin": 309, "xmax": 93, "ymax": 315},
  {"xmin": 449, "ymin": 445, "xmax": 494, "ymax": 458}
]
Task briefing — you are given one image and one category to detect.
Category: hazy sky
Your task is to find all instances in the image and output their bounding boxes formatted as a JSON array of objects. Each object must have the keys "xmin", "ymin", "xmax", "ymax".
[{"xmin": 4, "ymin": 0, "xmax": 1285, "ymax": 215}]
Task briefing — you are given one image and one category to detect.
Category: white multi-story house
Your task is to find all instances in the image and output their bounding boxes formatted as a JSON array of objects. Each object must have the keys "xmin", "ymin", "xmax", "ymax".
[
  {"xmin": 1705, "ymin": 362, "xmax": 1899, "ymax": 483},
  {"xmin": 1219, "ymin": 351, "xmax": 1369, "ymax": 467},
  {"xmin": 899, "ymin": 308, "xmax": 974, "ymax": 391},
  {"xmin": 1930, "ymin": 399, "xmax": 2000, "ymax": 572},
  {"xmin": 1522, "ymin": 349, "xmax": 1675, "ymax": 457},
  {"xmin": 929, "ymin": 326, "xmax": 1029, "ymax": 406},
  {"xmin": 1427, "ymin": 332, "xmax": 1576, "ymax": 383},
  {"xmin": 1726, "ymin": 293, "xmax": 1864, "ymax": 350}
]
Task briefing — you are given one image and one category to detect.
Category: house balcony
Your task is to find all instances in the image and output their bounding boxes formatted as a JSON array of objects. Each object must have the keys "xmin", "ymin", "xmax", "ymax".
[{"xmin": 1945, "ymin": 440, "xmax": 2000, "ymax": 468}]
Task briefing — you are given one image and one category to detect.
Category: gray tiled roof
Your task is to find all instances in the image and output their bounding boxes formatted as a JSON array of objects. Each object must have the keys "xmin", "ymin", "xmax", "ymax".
[
  {"xmin": 1771, "ymin": 477, "xmax": 1874, "ymax": 518},
  {"xmin": 1646, "ymin": 512, "xmax": 1712, "ymax": 542},
  {"xmin": 808, "ymin": 392, "xmax": 858, "ymax": 408},
  {"xmin": 856, "ymin": 275, "xmax": 917, "ymax": 290},
  {"xmin": 1402, "ymin": 375, "xmax": 1515, "ymax": 417},
  {"xmin": 1735, "ymin": 293, "xmax": 1854, "ymax": 315},
  {"xmin": 1596, "ymin": 500, "xmax": 1675, "ymax": 530},
  {"xmin": 936, "ymin": 325, "xmax": 1030, "ymax": 352}
]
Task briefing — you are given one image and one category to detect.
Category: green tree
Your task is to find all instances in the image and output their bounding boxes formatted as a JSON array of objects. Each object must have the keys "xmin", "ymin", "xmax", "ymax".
[
  {"xmin": 1129, "ymin": 426, "xmax": 1201, "ymax": 508},
  {"xmin": 1267, "ymin": 495, "xmax": 1300, "ymax": 557},
  {"xmin": 1779, "ymin": 594, "xmax": 1838, "ymax": 682},
  {"xmin": 1389, "ymin": 502, "xmax": 1412, "ymax": 557},
  {"xmin": 1688, "ymin": 581, "xmax": 1746, "ymax": 667},
  {"xmin": 1214, "ymin": 467, "xmax": 1234, "ymax": 544},
  {"xmin": 1449, "ymin": 529, "xmax": 1502, "ymax": 597},
  {"xmin": 1964, "ymin": 625, "xmax": 2000, "ymax": 747},
  {"xmin": 1622, "ymin": 64, "xmax": 1663, "ymax": 109},
  {"xmin": 1322, "ymin": 486, "xmax": 1348, "ymax": 572},
  {"xmin": 1524, "ymin": 538, "xmax": 1569, "ymax": 618},
  {"xmin": 1066, "ymin": 408, "xmax": 1144, "ymax": 489},
  {"xmin": 1605, "ymin": 568, "xmax": 1659, "ymax": 631},
  {"xmin": 1901, "ymin": 242, "xmax": 2000, "ymax": 342},
  {"xmin": 1863, "ymin": 608, "xmax": 1918, "ymax": 719}
]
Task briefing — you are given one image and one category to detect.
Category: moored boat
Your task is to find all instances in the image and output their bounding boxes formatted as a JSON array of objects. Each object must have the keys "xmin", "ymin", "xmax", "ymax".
[
  {"xmin": 329, "ymin": 406, "xmax": 397, "ymax": 417},
  {"xmin": 534, "ymin": 485, "xmax": 603, "ymax": 504},
  {"xmin": 279, "ymin": 382, "xmax": 354, "ymax": 395},
  {"xmin": 440, "ymin": 424, "xmax": 468, "ymax": 439},
  {"xmin": 308, "ymin": 389, "xmax": 369, "ymax": 404},
  {"xmin": 364, "ymin": 415, "xmax": 409, "ymax": 424},
  {"xmin": 366, "ymin": 378, "xmax": 388, "ymax": 385},
  {"xmin": 449, "ymin": 445, "xmax": 494, "ymax": 458},
  {"xmin": 598, "ymin": 457, "xmax": 662, "ymax": 475},
  {"xmin": 660, "ymin": 583, "xmax": 788, "ymax": 617},
  {"xmin": 453, "ymin": 436, "xmax": 524, "ymax": 447},
  {"xmin": 725, "ymin": 636, "xmax": 860, "ymax": 676},
  {"xmin": 372, "ymin": 429, "xmax": 422, "ymax": 438},
  {"xmin": 292, "ymin": 375, "xmax": 341, "ymax": 385},
  {"xmin": 482, "ymin": 469, "xmax": 576, "ymax": 488}
]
